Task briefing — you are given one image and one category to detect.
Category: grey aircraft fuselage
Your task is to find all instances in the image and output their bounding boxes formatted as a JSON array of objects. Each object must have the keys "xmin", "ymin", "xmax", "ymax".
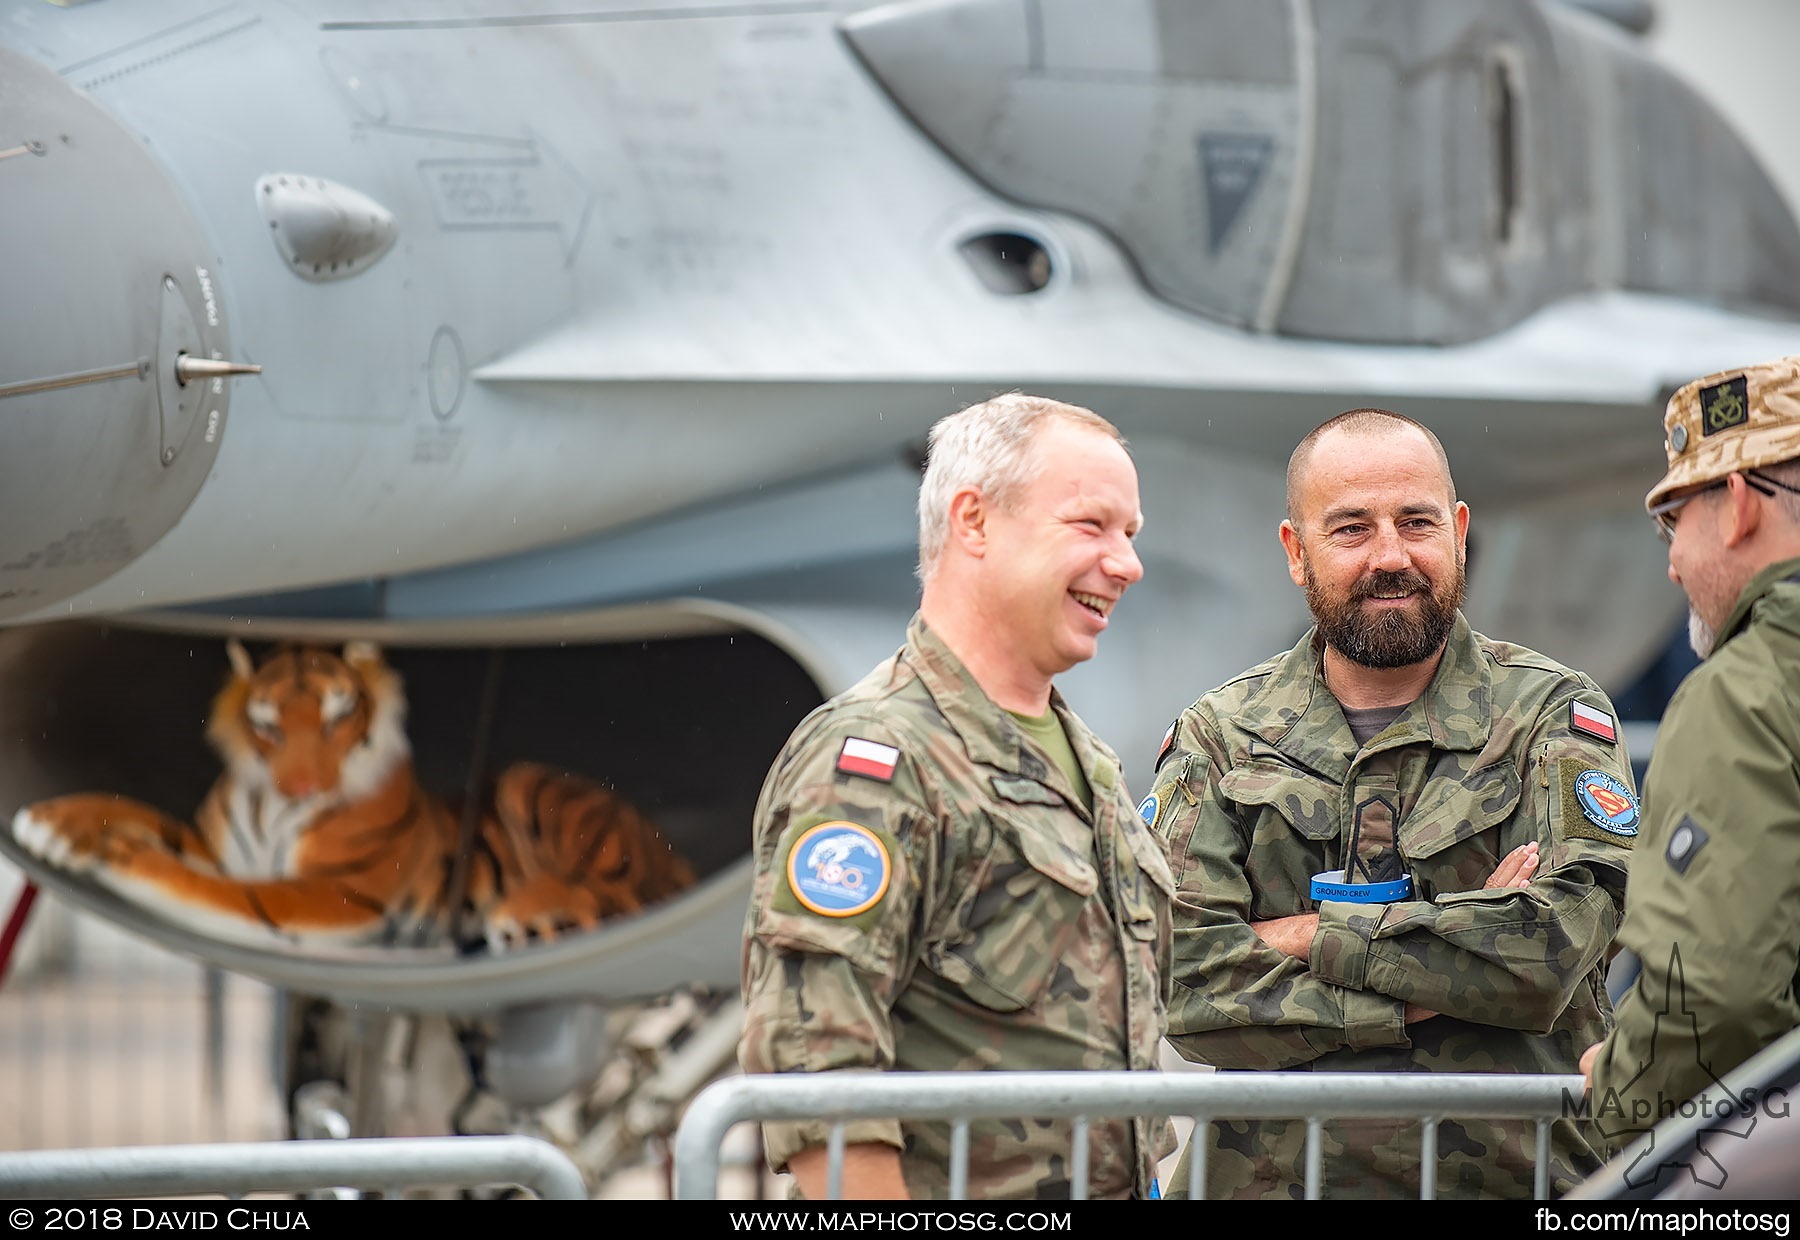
[{"xmin": 1, "ymin": 0, "xmax": 1797, "ymax": 1010}]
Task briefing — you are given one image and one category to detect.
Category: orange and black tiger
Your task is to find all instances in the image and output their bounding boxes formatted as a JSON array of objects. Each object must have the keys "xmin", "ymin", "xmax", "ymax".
[{"xmin": 9, "ymin": 640, "xmax": 696, "ymax": 952}]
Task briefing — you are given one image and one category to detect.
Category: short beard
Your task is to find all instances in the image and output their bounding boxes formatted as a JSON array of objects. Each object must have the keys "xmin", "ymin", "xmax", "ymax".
[
  {"xmin": 1304, "ymin": 559, "xmax": 1464, "ymax": 670},
  {"xmin": 1687, "ymin": 607, "xmax": 1716, "ymax": 660}
]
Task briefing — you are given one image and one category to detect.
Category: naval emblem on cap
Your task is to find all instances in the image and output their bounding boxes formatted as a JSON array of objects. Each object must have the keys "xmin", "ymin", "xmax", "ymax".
[{"xmin": 1701, "ymin": 375, "xmax": 1750, "ymax": 437}]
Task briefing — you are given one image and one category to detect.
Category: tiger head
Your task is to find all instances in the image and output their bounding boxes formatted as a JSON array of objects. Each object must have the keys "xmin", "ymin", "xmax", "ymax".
[{"xmin": 207, "ymin": 640, "xmax": 410, "ymax": 804}]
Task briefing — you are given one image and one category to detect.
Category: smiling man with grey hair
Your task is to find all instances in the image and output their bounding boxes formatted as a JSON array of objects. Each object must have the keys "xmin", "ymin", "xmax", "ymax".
[
  {"xmin": 740, "ymin": 390, "xmax": 1174, "ymax": 1200},
  {"xmin": 915, "ymin": 391, "xmax": 1129, "ymax": 581}
]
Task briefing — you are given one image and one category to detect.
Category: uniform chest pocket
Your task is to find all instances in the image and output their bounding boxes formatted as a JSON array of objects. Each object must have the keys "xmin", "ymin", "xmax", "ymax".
[
  {"xmin": 1396, "ymin": 761, "xmax": 1521, "ymax": 897},
  {"xmin": 1219, "ymin": 762, "xmax": 1339, "ymax": 843},
  {"xmin": 1217, "ymin": 762, "xmax": 1339, "ymax": 918},
  {"xmin": 1397, "ymin": 762, "xmax": 1520, "ymax": 860},
  {"xmin": 923, "ymin": 811, "xmax": 1098, "ymax": 1013}
]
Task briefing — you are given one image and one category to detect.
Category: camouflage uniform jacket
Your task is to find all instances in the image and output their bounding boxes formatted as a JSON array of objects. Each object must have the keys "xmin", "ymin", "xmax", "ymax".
[
  {"xmin": 1586, "ymin": 557, "xmax": 1800, "ymax": 1143},
  {"xmin": 1149, "ymin": 613, "xmax": 1635, "ymax": 1199},
  {"xmin": 739, "ymin": 613, "xmax": 1175, "ymax": 1200}
]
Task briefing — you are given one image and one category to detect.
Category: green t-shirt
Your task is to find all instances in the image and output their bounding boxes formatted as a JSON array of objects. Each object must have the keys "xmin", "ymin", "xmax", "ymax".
[{"xmin": 1007, "ymin": 707, "xmax": 1093, "ymax": 813}]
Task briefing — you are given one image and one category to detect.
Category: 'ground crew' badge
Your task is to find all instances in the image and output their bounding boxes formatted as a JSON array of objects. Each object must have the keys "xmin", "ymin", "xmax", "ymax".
[
  {"xmin": 1574, "ymin": 769, "xmax": 1639, "ymax": 837},
  {"xmin": 785, "ymin": 821, "xmax": 891, "ymax": 917}
]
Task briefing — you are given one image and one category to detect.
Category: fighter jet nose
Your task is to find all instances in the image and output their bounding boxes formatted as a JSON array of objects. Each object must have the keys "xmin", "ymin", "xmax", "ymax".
[{"xmin": 0, "ymin": 47, "xmax": 237, "ymax": 621}]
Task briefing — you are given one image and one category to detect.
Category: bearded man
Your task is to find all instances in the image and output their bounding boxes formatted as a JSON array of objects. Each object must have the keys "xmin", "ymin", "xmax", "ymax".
[{"xmin": 1142, "ymin": 408, "xmax": 1635, "ymax": 1199}]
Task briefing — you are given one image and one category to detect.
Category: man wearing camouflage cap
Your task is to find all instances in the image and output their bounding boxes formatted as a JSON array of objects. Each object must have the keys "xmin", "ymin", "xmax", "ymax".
[
  {"xmin": 1147, "ymin": 408, "xmax": 1634, "ymax": 1198},
  {"xmin": 1579, "ymin": 357, "xmax": 1800, "ymax": 1150},
  {"xmin": 738, "ymin": 392, "xmax": 1174, "ymax": 1199}
]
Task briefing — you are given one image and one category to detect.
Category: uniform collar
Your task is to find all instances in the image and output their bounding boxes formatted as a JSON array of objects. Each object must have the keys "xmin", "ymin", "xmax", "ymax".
[
  {"xmin": 902, "ymin": 613, "xmax": 1113, "ymax": 816},
  {"xmin": 1712, "ymin": 553, "xmax": 1800, "ymax": 652},
  {"xmin": 1233, "ymin": 611, "xmax": 1493, "ymax": 779}
]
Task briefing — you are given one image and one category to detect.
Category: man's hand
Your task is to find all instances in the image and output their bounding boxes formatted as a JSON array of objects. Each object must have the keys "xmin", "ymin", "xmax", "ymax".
[
  {"xmin": 1254, "ymin": 844, "xmax": 1537, "ymax": 1014},
  {"xmin": 1484, "ymin": 840, "xmax": 1540, "ymax": 888},
  {"xmin": 1578, "ymin": 1039, "xmax": 1604, "ymax": 1094},
  {"xmin": 789, "ymin": 1142, "xmax": 909, "ymax": 1200},
  {"xmin": 1397, "ymin": 845, "xmax": 1538, "ymax": 1026},
  {"xmin": 1249, "ymin": 912, "xmax": 1319, "ymax": 961}
]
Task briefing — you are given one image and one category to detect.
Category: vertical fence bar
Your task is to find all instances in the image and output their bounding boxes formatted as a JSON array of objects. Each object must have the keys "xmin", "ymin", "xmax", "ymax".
[
  {"xmin": 949, "ymin": 1118, "xmax": 970, "ymax": 1200},
  {"xmin": 1535, "ymin": 1117, "xmax": 1551, "ymax": 1200},
  {"xmin": 826, "ymin": 1124, "xmax": 845, "ymax": 1200},
  {"xmin": 1070, "ymin": 1116, "xmax": 1089, "ymax": 1200},
  {"xmin": 1304, "ymin": 1116, "xmax": 1323, "ymax": 1199},
  {"xmin": 1419, "ymin": 1116, "xmax": 1439, "ymax": 1200},
  {"xmin": 1187, "ymin": 1114, "xmax": 1208, "ymax": 1200}
]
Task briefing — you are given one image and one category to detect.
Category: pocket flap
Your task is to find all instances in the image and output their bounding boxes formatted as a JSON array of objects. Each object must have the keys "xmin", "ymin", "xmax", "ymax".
[
  {"xmin": 1010, "ymin": 816, "xmax": 1099, "ymax": 897},
  {"xmin": 1219, "ymin": 762, "xmax": 1338, "ymax": 840},
  {"xmin": 1398, "ymin": 762, "xmax": 1521, "ymax": 859}
]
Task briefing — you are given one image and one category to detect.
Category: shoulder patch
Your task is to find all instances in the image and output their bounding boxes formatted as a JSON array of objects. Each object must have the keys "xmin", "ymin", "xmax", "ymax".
[
  {"xmin": 1666, "ymin": 814, "xmax": 1710, "ymax": 875},
  {"xmin": 1570, "ymin": 700, "xmax": 1617, "ymax": 744},
  {"xmin": 1558, "ymin": 760, "xmax": 1638, "ymax": 843},
  {"xmin": 836, "ymin": 736, "xmax": 899, "ymax": 782},
  {"xmin": 785, "ymin": 821, "xmax": 891, "ymax": 917},
  {"xmin": 1137, "ymin": 791, "xmax": 1160, "ymax": 829},
  {"xmin": 1155, "ymin": 721, "xmax": 1177, "ymax": 771}
]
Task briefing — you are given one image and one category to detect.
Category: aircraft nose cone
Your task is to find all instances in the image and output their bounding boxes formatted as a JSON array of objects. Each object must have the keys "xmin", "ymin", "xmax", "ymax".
[{"xmin": 0, "ymin": 47, "xmax": 234, "ymax": 621}]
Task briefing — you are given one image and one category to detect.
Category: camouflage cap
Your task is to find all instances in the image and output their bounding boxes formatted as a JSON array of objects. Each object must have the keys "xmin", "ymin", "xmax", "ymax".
[{"xmin": 1646, "ymin": 356, "xmax": 1800, "ymax": 511}]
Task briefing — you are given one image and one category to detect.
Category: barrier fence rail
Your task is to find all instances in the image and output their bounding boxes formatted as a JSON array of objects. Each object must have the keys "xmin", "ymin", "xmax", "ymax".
[
  {"xmin": 674, "ymin": 1070, "xmax": 1587, "ymax": 1200},
  {"xmin": 0, "ymin": 1134, "xmax": 587, "ymax": 1200}
]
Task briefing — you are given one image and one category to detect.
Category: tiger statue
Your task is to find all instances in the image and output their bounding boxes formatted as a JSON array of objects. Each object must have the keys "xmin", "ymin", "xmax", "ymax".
[{"xmin": 8, "ymin": 640, "xmax": 697, "ymax": 953}]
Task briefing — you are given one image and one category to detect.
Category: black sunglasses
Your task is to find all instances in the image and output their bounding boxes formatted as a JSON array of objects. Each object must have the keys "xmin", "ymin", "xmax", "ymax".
[{"xmin": 1651, "ymin": 470, "xmax": 1800, "ymax": 543}]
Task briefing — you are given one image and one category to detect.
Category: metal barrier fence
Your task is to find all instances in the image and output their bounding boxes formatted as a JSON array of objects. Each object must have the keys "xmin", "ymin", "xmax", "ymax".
[
  {"xmin": 0, "ymin": 1135, "xmax": 587, "ymax": 1200},
  {"xmin": 674, "ymin": 1070, "xmax": 1586, "ymax": 1200}
]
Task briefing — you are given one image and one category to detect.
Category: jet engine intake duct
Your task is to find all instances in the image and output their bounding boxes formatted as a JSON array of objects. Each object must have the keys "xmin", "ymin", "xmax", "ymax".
[
  {"xmin": 0, "ymin": 48, "xmax": 234, "ymax": 620},
  {"xmin": 0, "ymin": 622, "xmax": 824, "ymax": 1009}
]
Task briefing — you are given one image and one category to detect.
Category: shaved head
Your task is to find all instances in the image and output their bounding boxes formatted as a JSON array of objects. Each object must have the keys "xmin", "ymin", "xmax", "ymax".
[{"xmin": 1286, "ymin": 408, "xmax": 1455, "ymax": 526}]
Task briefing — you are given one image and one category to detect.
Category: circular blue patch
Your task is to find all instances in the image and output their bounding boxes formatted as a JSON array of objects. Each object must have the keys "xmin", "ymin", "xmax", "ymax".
[
  {"xmin": 1575, "ymin": 769, "xmax": 1639, "ymax": 836},
  {"xmin": 786, "ymin": 821, "xmax": 891, "ymax": 917},
  {"xmin": 1138, "ymin": 792, "xmax": 1159, "ymax": 828}
]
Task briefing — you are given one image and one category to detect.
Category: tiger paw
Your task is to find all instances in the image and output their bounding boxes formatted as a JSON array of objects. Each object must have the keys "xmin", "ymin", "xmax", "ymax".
[
  {"xmin": 481, "ymin": 878, "xmax": 603, "ymax": 953},
  {"xmin": 11, "ymin": 795, "xmax": 160, "ymax": 872}
]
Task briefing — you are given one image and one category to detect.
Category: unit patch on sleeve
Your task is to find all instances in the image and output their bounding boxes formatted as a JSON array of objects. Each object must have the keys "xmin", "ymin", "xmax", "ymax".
[
  {"xmin": 1666, "ymin": 814, "xmax": 1710, "ymax": 875},
  {"xmin": 785, "ymin": 820, "xmax": 892, "ymax": 917},
  {"xmin": 1557, "ymin": 759, "xmax": 1638, "ymax": 845},
  {"xmin": 1570, "ymin": 701, "xmax": 1617, "ymax": 744},
  {"xmin": 836, "ymin": 736, "xmax": 900, "ymax": 782},
  {"xmin": 1137, "ymin": 791, "xmax": 1160, "ymax": 829}
]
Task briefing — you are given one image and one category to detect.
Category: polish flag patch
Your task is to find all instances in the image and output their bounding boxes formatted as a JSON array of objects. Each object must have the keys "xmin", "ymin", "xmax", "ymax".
[
  {"xmin": 1570, "ymin": 701, "xmax": 1617, "ymax": 744},
  {"xmin": 837, "ymin": 736, "xmax": 900, "ymax": 782}
]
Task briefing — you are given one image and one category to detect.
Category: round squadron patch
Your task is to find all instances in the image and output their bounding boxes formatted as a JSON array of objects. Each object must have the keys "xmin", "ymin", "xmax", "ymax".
[
  {"xmin": 785, "ymin": 821, "xmax": 891, "ymax": 917},
  {"xmin": 1574, "ymin": 769, "xmax": 1640, "ymax": 836},
  {"xmin": 1138, "ymin": 792, "xmax": 1160, "ymax": 828}
]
